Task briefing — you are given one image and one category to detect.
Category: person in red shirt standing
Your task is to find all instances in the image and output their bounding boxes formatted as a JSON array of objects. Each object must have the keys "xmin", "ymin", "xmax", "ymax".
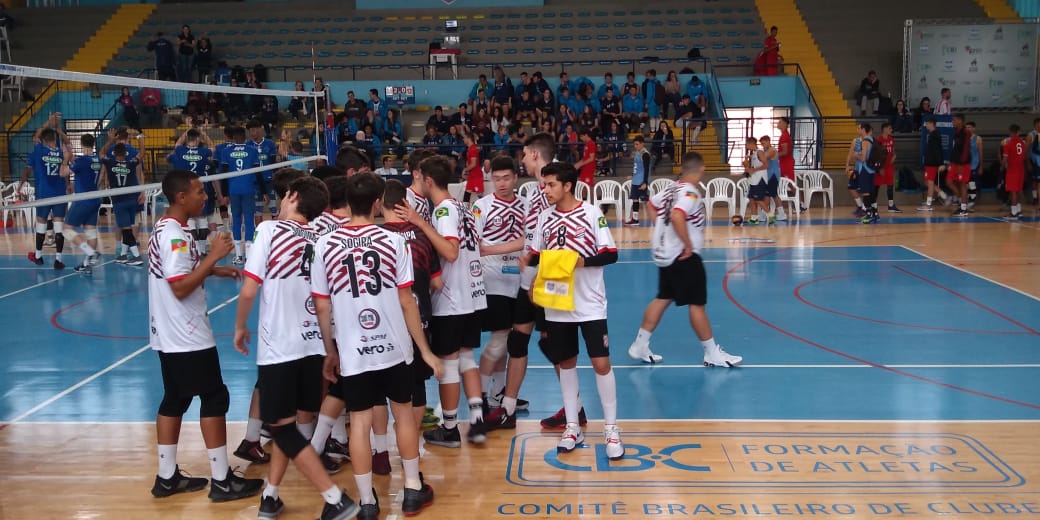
[
  {"xmin": 574, "ymin": 128, "xmax": 597, "ymax": 186},
  {"xmin": 1001, "ymin": 124, "xmax": 1027, "ymax": 220},
  {"xmin": 776, "ymin": 117, "xmax": 803, "ymax": 212},
  {"xmin": 463, "ymin": 132, "xmax": 484, "ymax": 202},
  {"xmin": 873, "ymin": 123, "xmax": 901, "ymax": 213}
]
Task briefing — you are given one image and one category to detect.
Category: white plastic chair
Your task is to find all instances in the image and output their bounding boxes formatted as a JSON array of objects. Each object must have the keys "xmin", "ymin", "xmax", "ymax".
[
  {"xmin": 778, "ymin": 177, "xmax": 801, "ymax": 216},
  {"xmin": 517, "ymin": 180, "xmax": 539, "ymax": 199},
  {"xmin": 147, "ymin": 188, "xmax": 166, "ymax": 225},
  {"xmin": 575, "ymin": 181, "xmax": 591, "ymax": 202},
  {"xmin": 593, "ymin": 180, "xmax": 624, "ymax": 224},
  {"xmin": 802, "ymin": 170, "xmax": 833, "ymax": 209},
  {"xmin": 621, "ymin": 179, "xmax": 632, "ymax": 219},
  {"xmin": 735, "ymin": 177, "xmax": 750, "ymax": 216},
  {"xmin": 703, "ymin": 177, "xmax": 737, "ymax": 218},
  {"xmin": 649, "ymin": 178, "xmax": 674, "ymax": 197}
]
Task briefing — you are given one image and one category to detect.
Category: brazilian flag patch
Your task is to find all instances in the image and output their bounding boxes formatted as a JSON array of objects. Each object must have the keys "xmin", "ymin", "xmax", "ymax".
[
  {"xmin": 435, "ymin": 207, "xmax": 449, "ymax": 219},
  {"xmin": 597, "ymin": 216, "xmax": 608, "ymax": 228}
]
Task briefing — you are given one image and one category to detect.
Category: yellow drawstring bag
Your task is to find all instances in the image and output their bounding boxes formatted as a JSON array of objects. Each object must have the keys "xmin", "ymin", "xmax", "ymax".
[{"xmin": 532, "ymin": 249, "xmax": 580, "ymax": 311}]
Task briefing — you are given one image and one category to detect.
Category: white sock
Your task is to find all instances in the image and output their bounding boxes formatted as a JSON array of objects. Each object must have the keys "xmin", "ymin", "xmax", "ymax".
[
  {"xmin": 468, "ymin": 397, "xmax": 484, "ymax": 423},
  {"xmin": 129, "ymin": 245, "xmax": 140, "ymax": 257},
  {"xmin": 594, "ymin": 369, "xmax": 618, "ymax": 426},
  {"xmin": 55, "ymin": 252, "xmax": 63, "ymax": 261},
  {"xmin": 354, "ymin": 472, "xmax": 375, "ymax": 505},
  {"xmin": 1013, "ymin": 204, "xmax": 1021, "ymax": 214},
  {"xmin": 559, "ymin": 367, "xmax": 580, "ymax": 425},
  {"xmin": 926, "ymin": 197, "xmax": 934, "ymax": 205},
  {"xmin": 263, "ymin": 484, "xmax": 279, "ymax": 499},
  {"xmin": 372, "ymin": 434, "xmax": 388, "ymax": 453},
  {"xmin": 480, "ymin": 373, "xmax": 493, "ymax": 395},
  {"xmin": 332, "ymin": 411, "xmax": 349, "ymax": 443},
  {"xmin": 402, "ymin": 456, "xmax": 421, "ymax": 490},
  {"xmin": 311, "ymin": 413, "xmax": 336, "ymax": 453},
  {"xmin": 442, "ymin": 408, "xmax": 458, "ymax": 430},
  {"xmin": 297, "ymin": 420, "xmax": 316, "ymax": 440},
  {"xmin": 854, "ymin": 197, "xmax": 864, "ymax": 209},
  {"xmin": 245, "ymin": 240, "xmax": 253, "ymax": 257},
  {"xmin": 157, "ymin": 444, "xmax": 177, "ymax": 479},
  {"xmin": 938, "ymin": 191, "xmax": 948, "ymax": 201},
  {"xmin": 321, "ymin": 486, "xmax": 343, "ymax": 505},
  {"xmin": 960, "ymin": 203, "xmax": 967, "ymax": 211},
  {"xmin": 78, "ymin": 242, "xmax": 93, "ymax": 255},
  {"xmin": 503, "ymin": 396, "xmax": 518, "ymax": 415},
  {"xmin": 777, "ymin": 207, "xmax": 787, "ymax": 218},
  {"xmin": 234, "ymin": 241, "xmax": 243, "ymax": 257},
  {"xmin": 491, "ymin": 370, "xmax": 507, "ymax": 399},
  {"xmin": 208, "ymin": 446, "xmax": 230, "ymax": 481},
  {"xmin": 701, "ymin": 337, "xmax": 719, "ymax": 354},
  {"xmin": 245, "ymin": 418, "xmax": 263, "ymax": 442},
  {"xmin": 120, "ymin": 243, "xmax": 128, "ymax": 255},
  {"xmin": 635, "ymin": 328, "xmax": 652, "ymax": 345}
]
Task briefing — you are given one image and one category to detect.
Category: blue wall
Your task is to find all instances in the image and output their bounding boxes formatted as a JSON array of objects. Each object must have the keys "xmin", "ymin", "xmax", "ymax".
[
  {"xmin": 1011, "ymin": 0, "xmax": 1040, "ymax": 17},
  {"xmin": 356, "ymin": 0, "xmax": 542, "ymax": 8},
  {"xmin": 716, "ymin": 76, "xmax": 801, "ymax": 108}
]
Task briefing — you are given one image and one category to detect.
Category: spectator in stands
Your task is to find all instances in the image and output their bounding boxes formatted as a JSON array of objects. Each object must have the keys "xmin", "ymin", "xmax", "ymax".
[
  {"xmin": 535, "ymin": 88, "xmax": 555, "ymax": 123},
  {"xmin": 490, "ymin": 66, "xmax": 513, "ymax": 109},
  {"xmin": 288, "ymin": 81, "xmax": 307, "ymax": 121},
  {"xmin": 558, "ymin": 87, "xmax": 581, "ymax": 118},
  {"xmin": 515, "ymin": 89, "xmax": 536, "ymax": 122},
  {"xmin": 194, "ymin": 36, "xmax": 212, "ymax": 83},
  {"xmin": 117, "ymin": 87, "xmax": 143, "ymax": 133},
  {"xmin": 147, "ymin": 32, "xmax": 176, "ymax": 81},
  {"xmin": 686, "ymin": 75, "xmax": 708, "ymax": 113},
  {"xmin": 603, "ymin": 120, "xmax": 624, "ymax": 175},
  {"xmin": 514, "ymin": 71, "xmax": 531, "ymax": 103},
  {"xmin": 651, "ymin": 121, "xmax": 674, "ymax": 165},
  {"xmin": 531, "ymin": 71, "xmax": 550, "ymax": 97},
  {"xmin": 674, "ymin": 94, "xmax": 705, "ymax": 144},
  {"xmin": 344, "ymin": 90, "xmax": 366, "ymax": 121},
  {"xmin": 441, "ymin": 124, "xmax": 465, "ymax": 166},
  {"xmin": 891, "ymin": 100, "xmax": 914, "ymax": 133},
  {"xmin": 598, "ymin": 72, "xmax": 621, "ymax": 101},
  {"xmin": 383, "ymin": 109, "xmax": 404, "ymax": 154},
  {"xmin": 469, "ymin": 74, "xmax": 492, "ymax": 105},
  {"xmin": 642, "ymin": 69, "xmax": 663, "ymax": 131},
  {"xmin": 490, "ymin": 105, "xmax": 510, "ymax": 134},
  {"xmin": 312, "ymin": 77, "xmax": 331, "ymax": 114},
  {"xmin": 556, "ymin": 103, "xmax": 575, "ymax": 133},
  {"xmin": 474, "ymin": 106, "xmax": 493, "ymax": 145},
  {"xmin": 578, "ymin": 104, "xmax": 599, "ymax": 134},
  {"xmin": 451, "ymin": 103, "xmax": 472, "ymax": 134},
  {"xmin": 558, "ymin": 123, "xmax": 579, "ymax": 163},
  {"xmin": 913, "ymin": 97, "xmax": 933, "ymax": 131},
  {"xmin": 472, "ymin": 88, "xmax": 490, "ymax": 115},
  {"xmin": 175, "ymin": 25, "xmax": 195, "ymax": 83},
  {"xmin": 622, "ymin": 85, "xmax": 646, "ymax": 132},
  {"xmin": 184, "ymin": 90, "xmax": 207, "ymax": 121},
  {"xmin": 360, "ymin": 109, "xmax": 382, "ymax": 140},
  {"xmin": 427, "ymin": 105, "xmax": 452, "ymax": 136},
  {"xmin": 141, "ymin": 87, "xmax": 162, "ymax": 127},
  {"xmin": 225, "ymin": 78, "xmax": 247, "ymax": 121},
  {"xmin": 538, "ymin": 118, "xmax": 556, "ymax": 139},
  {"xmin": 857, "ymin": 70, "xmax": 880, "ymax": 116},
  {"xmin": 367, "ymin": 88, "xmax": 388, "ymax": 122},
  {"xmin": 259, "ymin": 94, "xmax": 279, "ymax": 136},
  {"xmin": 934, "ymin": 88, "xmax": 952, "ymax": 115},
  {"xmin": 213, "ymin": 60, "xmax": 231, "ymax": 85},
  {"xmin": 359, "ymin": 126, "xmax": 382, "ymax": 163},
  {"xmin": 493, "ymin": 124, "xmax": 510, "ymax": 152},
  {"xmin": 600, "ymin": 87, "xmax": 621, "ymax": 130},
  {"xmin": 758, "ymin": 26, "xmax": 781, "ymax": 76},
  {"xmin": 663, "ymin": 71, "xmax": 682, "ymax": 119},
  {"xmin": 375, "ymin": 156, "xmax": 398, "ymax": 177},
  {"xmin": 556, "ymin": 72, "xmax": 575, "ymax": 101},
  {"xmin": 422, "ymin": 125, "xmax": 440, "ymax": 151}
]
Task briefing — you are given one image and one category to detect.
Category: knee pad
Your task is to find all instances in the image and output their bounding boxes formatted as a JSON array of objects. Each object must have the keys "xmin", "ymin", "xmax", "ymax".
[
  {"xmin": 438, "ymin": 358, "xmax": 461, "ymax": 384},
  {"xmin": 507, "ymin": 330, "xmax": 531, "ymax": 359},
  {"xmin": 158, "ymin": 393, "xmax": 192, "ymax": 417},
  {"xmin": 52, "ymin": 221, "xmax": 63, "ymax": 234},
  {"xmin": 271, "ymin": 423, "xmax": 309, "ymax": 459},
  {"xmin": 199, "ymin": 384, "xmax": 230, "ymax": 417},
  {"xmin": 632, "ymin": 201, "xmax": 640, "ymax": 212},
  {"xmin": 35, "ymin": 222, "xmax": 47, "ymax": 234},
  {"xmin": 85, "ymin": 228, "xmax": 99, "ymax": 240},
  {"xmin": 61, "ymin": 228, "xmax": 78, "ymax": 243},
  {"xmin": 537, "ymin": 335, "xmax": 552, "ymax": 360},
  {"xmin": 458, "ymin": 349, "xmax": 478, "ymax": 373},
  {"xmin": 484, "ymin": 331, "xmax": 508, "ymax": 362}
]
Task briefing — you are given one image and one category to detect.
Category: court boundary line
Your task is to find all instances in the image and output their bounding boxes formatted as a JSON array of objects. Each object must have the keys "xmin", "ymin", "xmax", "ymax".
[
  {"xmin": 0, "ymin": 294, "xmax": 240, "ymax": 429},
  {"xmin": 524, "ymin": 363, "xmax": 1040, "ymax": 369},
  {"xmin": 0, "ymin": 260, "xmax": 116, "ymax": 301},
  {"xmin": 5, "ymin": 418, "xmax": 1040, "ymax": 426},
  {"xmin": 900, "ymin": 245, "xmax": 1040, "ymax": 303}
]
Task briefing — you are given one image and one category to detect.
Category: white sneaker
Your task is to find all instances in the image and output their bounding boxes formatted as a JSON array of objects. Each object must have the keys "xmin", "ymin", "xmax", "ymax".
[
  {"xmin": 603, "ymin": 425, "xmax": 624, "ymax": 460},
  {"xmin": 88, "ymin": 253, "xmax": 101, "ymax": 266},
  {"xmin": 627, "ymin": 341, "xmax": 663, "ymax": 363},
  {"xmin": 557, "ymin": 423, "xmax": 584, "ymax": 453},
  {"xmin": 704, "ymin": 346, "xmax": 743, "ymax": 367},
  {"xmin": 775, "ymin": 210, "xmax": 787, "ymax": 222}
]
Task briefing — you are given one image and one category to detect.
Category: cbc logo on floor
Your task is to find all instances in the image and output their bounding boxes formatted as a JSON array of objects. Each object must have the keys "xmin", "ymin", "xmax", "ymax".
[{"xmin": 543, "ymin": 443, "xmax": 710, "ymax": 473}]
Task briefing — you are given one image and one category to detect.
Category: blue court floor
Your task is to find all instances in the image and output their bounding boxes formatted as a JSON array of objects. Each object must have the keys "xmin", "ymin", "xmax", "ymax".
[{"xmin": 1, "ymin": 243, "xmax": 1038, "ymax": 426}]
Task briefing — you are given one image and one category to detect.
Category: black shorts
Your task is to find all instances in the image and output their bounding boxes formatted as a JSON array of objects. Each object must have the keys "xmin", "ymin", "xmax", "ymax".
[
  {"xmin": 846, "ymin": 170, "xmax": 858, "ymax": 190},
  {"xmin": 430, "ymin": 312, "xmax": 481, "ymax": 356},
  {"xmin": 513, "ymin": 288, "xmax": 545, "ymax": 330},
  {"xmin": 856, "ymin": 168, "xmax": 875, "ymax": 194},
  {"xmin": 630, "ymin": 185, "xmax": 649, "ymax": 201},
  {"xmin": 747, "ymin": 180, "xmax": 769, "ymax": 201},
  {"xmin": 480, "ymin": 295, "xmax": 516, "ymax": 332},
  {"xmin": 327, "ymin": 374, "xmax": 345, "ymax": 401},
  {"xmin": 257, "ymin": 354, "xmax": 324, "ymax": 423},
  {"xmin": 657, "ymin": 254, "xmax": 707, "ymax": 306},
  {"xmin": 158, "ymin": 347, "xmax": 224, "ymax": 401},
  {"xmin": 542, "ymin": 319, "xmax": 609, "ymax": 365},
  {"xmin": 412, "ymin": 340, "xmax": 433, "ymax": 408},
  {"xmin": 338, "ymin": 362, "xmax": 414, "ymax": 412},
  {"xmin": 767, "ymin": 176, "xmax": 779, "ymax": 197}
]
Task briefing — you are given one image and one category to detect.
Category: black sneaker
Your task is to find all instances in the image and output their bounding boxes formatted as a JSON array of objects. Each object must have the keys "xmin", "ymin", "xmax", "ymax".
[
  {"xmin": 401, "ymin": 477, "xmax": 434, "ymax": 516},
  {"xmin": 208, "ymin": 468, "xmax": 264, "ymax": 502},
  {"xmin": 539, "ymin": 407, "xmax": 588, "ymax": 430},
  {"xmin": 486, "ymin": 407, "xmax": 516, "ymax": 430},
  {"xmin": 319, "ymin": 492, "xmax": 360, "ymax": 520},
  {"xmin": 233, "ymin": 439, "xmax": 270, "ymax": 463},
  {"xmin": 74, "ymin": 264, "xmax": 92, "ymax": 276},
  {"xmin": 467, "ymin": 417, "xmax": 488, "ymax": 444},
  {"xmin": 325, "ymin": 437, "xmax": 350, "ymax": 461},
  {"xmin": 258, "ymin": 495, "xmax": 285, "ymax": 519},
  {"xmin": 953, "ymin": 209, "xmax": 970, "ymax": 218},
  {"xmin": 150, "ymin": 466, "xmax": 208, "ymax": 498},
  {"xmin": 322, "ymin": 453, "xmax": 343, "ymax": 475},
  {"xmin": 359, "ymin": 491, "xmax": 379, "ymax": 520},
  {"xmin": 516, "ymin": 398, "xmax": 530, "ymax": 411},
  {"xmin": 423, "ymin": 424, "xmax": 461, "ymax": 448}
]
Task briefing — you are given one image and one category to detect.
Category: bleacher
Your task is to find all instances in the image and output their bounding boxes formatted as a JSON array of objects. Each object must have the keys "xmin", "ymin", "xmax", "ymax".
[{"xmin": 105, "ymin": 1, "xmax": 765, "ymax": 81}]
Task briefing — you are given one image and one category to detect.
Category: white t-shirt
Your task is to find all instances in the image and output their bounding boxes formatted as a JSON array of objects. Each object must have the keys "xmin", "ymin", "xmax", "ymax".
[
  {"xmin": 432, "ymin": 198, "xmax": 487, "ymax": 316},
  {"xmin": 650, "ymin": 181, "xmax": 705, "ymax": 267},
  {"xmin": 528, "ymin": 202, "xmax": 617, "ymax": 323},
  {"xmin": 520, "ymin": 185, "xmax": 551, "ymax": 290},
  {"xmin": 310, "ymin": 224, "xmax": 415, "ymax": 377},
  {"xmin": 147, "ymin": 217, "xmax": 216, "ymax": 353},
  {"xmin": 406, "ymin": 187, "xmax": 431, "ymax": 224},
  {"xmin": 748, "ymin": 148, "xmax": 768, "ymax": 185},
  {"xmin": 375, "ymin": 167, "xmax": 399, "ymax": 177},
  {"xmin": 311, "ymin": 211, "xmax": 351, "ymax": 236},
  {"xmin": 473, "ymin": 193, "xmax": 524, "ymax": 297},
  {"xmin": 244, "ymin": 220, "xmax": 325, "ymax": 365},
  {"xmin": 934, "ymin": 98, "xmax": 951, "ymax": 115}
]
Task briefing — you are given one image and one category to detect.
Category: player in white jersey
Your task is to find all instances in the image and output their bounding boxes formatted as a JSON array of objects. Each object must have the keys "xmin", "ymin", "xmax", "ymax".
[
  {"xmin": 627, "ymin": 153, "xmax": 743, "ymax": 368},
  {"xmin": 312, "ymin": 172, "xmax": 442, "ymax": 519},
  {"xmin": 526, "ymin": 162, "xmax": 623, "ymax": 458},
  {"xmin": 473, "ymin": 156, "xmax": 526, "ymax": 426},
  {"xmin": 741, "ymin": 137, "xmax": 771, "ymax": 225},
  {"xmin": 405, "ymin": 149, "xmax": 436, "ymax": 224},
  {"xmin": 395, "ymin": 155, "xmax": 489, "ymax": 447},
  {"xmin": 232, "ymin": 176, "xmax": 359, "ymax": 520},
  {"xmin": 312, "ymin": 175, "xmax": 352, "ymax": 235},
  {"xmin": 146, "ymin": 169, "xmax": 264, "ymax": 502}
]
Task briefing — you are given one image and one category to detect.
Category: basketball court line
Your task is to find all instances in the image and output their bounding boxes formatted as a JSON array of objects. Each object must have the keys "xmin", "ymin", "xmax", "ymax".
[
  {"xmin": 901, "ymin": 245, "xmax": 1040, "ymax": 303},
  {"xmin": 0, "ymin": 294, "xmax": 240, "ymax": 428},
  {"xmin": 0, "ymin": 259, "xmax": 117, "ymax": 301}
]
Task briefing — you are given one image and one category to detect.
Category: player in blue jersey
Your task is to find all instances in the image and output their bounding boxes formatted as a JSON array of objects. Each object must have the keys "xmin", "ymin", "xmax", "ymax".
[
  {"xmin": 168, "ymin": 122, "xmax": 221, "ymax": 254},
  {"xmin": 220, "ymin": 125, "xmax": 264, "ymax": 265},
  {"xmin": 65, "ymin": 134, "xmax": 103, "ymax": 274},
  {"xmin": 101, "ymin": 126, "xmax": 142, "ymax": 161},
  {"xmin": 21, "ymin": 113, "xmax": 72, "ymax": 269},
  {"xmin": 213, "ymin": 125, "xmax": 235, "ymax": 224},
  {"xmin": 99, "ymin": 144, "xmax": 146, "ymax": 266},
  {"xmin": 247, "ymin": 119, "xmax": 279, "ymax": 219}
]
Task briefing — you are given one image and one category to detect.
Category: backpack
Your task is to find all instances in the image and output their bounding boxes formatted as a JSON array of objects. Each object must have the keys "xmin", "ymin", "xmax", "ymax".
[
  {"xmin": 866, "ymin": 138, "xmax": 887, "ymax": 171},
  {"xmin": 1032, "ymin": 131, "xmax": 1040, "ymax": 156}
]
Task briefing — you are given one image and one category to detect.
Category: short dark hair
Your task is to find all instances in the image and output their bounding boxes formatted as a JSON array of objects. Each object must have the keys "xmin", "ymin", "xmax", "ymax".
[
  {"xmin": 39, "ymin": 128, "xmax": 57, "ymax": 143},
  {"xmin": 80, "ymin": 134, "xmax": 95, "ymax": 148},
  {"xmin": 953, "ymin": 113, "xmax": 965, "ymax": 123},
  {"xmin": 881, "ymin": 122, "xmax": 892, "ymax": 131},
  {"xmin": 419, "ymin": 155, "xmax": 453, "ymax": 189},
  {"xmin": 524, "ymin": 132, "xmax": 556, "ymax": 163},
  {"xmin": 231, "ymin": 126, "xmax": 247, "ymax": 141},
  {"xmin": 490, "ymin": 155, "xmax": 516, "ymax": 173},
  {"xmin": 311, "ymin": 165, "xmax": 341, "ymax": 182},
  {"xmin": 113, "ymin": 143, "xmax": 128, "ymax": 156},
  {"xmin": 272, "ymin": 168, "xmax": 306, "ymax": 200},
  {"xmin": 859, "ymin": 122, "xmax": 873, "ymax": 133},
  {"xmin": 967, "ymin": 121, "xmax": 976, "ymax": 127},
  {"xmin": 345, "ymin": 172, "xmax": 385, "ymax": 216},
  {"xmin": 336, "ymin": 145, "xmax": 370, "ymax": 173},
  {"xmin": 245, "ymin": 119, "xmax": 262, "ymax": 130},
  {"xmin": 223, "ymin": 124, "xmax": 235, "ymax": 138},
  {"xmin": 925, "ymin": 117, "xmax": 937, "ymax": 126},
  {"xmin": 288, "ymin": 176, "xmax": 329, "ymax": 222},
  {"xmin": 779, "ymin": 116, "xmax": 790, "ymax": 125},
  {"xmin": 408, "ymin": 148, "xmax": 436, "ymax": 171},
  {"xmin": 185, "ymin": 128, "xmax": 200, "ymax": 141},
  {"xmin": 382, "ymin": 178, "xmax": 408, "ymax": 210},
  {"xmin": 541, "ymin": 162, "xmax": 578, "ymax": 194},
  {"xmin": 162, "ymin": 169, "xmax": 198, "ymax": 201},
  {"xmin": 369, "ymin": 88, "xmax": 378, "ymax": 96},
  {"xmin": 1010, "ymin": 123, "xmax": 1021, "ymax": 133},
  {"xmin": 323, "ymin": 175, "xmax": 350, "ymax": 210},
  {"xmin": 681, "ymin": 152, "xmax": 704, "ymax": 173}
]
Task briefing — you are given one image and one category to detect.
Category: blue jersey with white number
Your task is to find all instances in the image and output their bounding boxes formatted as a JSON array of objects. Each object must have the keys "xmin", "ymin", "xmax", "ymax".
[
  {"xmin": 168, "ymin": 145, "xmax": 213, "ymax": 176},
  {"xmin": 221, "ymin": 143, "xmax": 261, "ymax": 195},
  {"xmin": 104, "ymin": 143, "xmax": 139, "ymax": 161},
  {"xmin": 102, "ymin": 157, "xmax": 140, "ymax": 203},
  {"xmin": 30, "ymin": 142, "xmax": 67, "ymax": 198},
  {"xmin": 71, "ymin": 153, "xmax": 101, "ymax": 194}
]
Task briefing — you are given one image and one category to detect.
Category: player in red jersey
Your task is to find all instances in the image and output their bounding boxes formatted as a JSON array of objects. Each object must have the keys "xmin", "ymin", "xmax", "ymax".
[{"xmin": 1001, "ymin": 124, "xmax": 1027, "ymax": 221}]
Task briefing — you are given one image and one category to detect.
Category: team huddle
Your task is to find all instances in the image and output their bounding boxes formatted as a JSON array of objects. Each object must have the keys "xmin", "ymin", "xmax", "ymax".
[{"xmin": 145, "ymin": 131, "xmax": 741, "ymax": 520}]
